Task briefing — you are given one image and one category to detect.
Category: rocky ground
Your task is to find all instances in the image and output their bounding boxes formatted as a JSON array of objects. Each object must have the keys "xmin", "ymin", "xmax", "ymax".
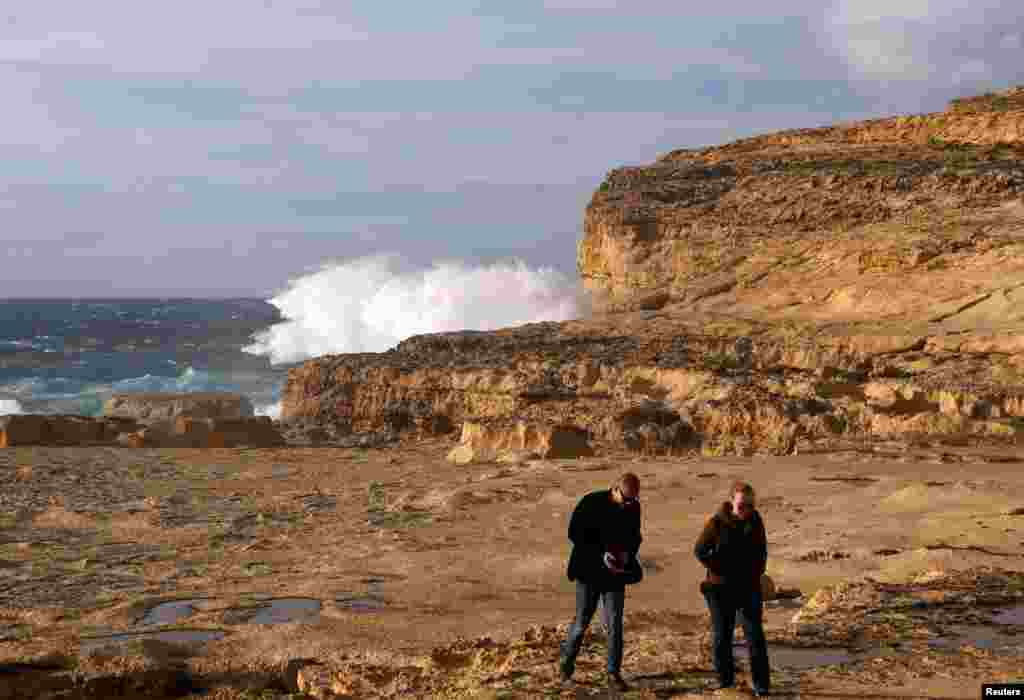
[{"xmin": 2, "ymin": 440, "xmax": 1023, "ymax": 698}]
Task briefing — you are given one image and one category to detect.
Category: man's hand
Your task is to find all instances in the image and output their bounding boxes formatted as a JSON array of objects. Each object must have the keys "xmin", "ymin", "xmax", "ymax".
[{"xmin": 603, "ymin": 551, "xmax": 627, "ymax": 574}]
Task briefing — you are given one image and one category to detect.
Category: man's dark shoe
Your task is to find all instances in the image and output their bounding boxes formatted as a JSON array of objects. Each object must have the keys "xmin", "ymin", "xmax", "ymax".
[
  {"xmin": 752, "ymin": 689, "xmax": 770, "ymax": 697},
  {"xmin": 557, "ymin": 657, "xmax": 574, "ymax": 682},
  {"xmin": 607, "ymin": 672, "xmax": 629, "ymax": 691}
]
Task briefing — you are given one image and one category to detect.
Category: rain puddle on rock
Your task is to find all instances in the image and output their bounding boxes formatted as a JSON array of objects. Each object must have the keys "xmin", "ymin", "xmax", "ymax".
[
  {"xmin": 137, "ymin": 599, "xmax": 205, "ymax": 626},
  {"xmin": 993, "ymin": 604, "xmax": 1024, "ymax": 625},
  {"xmin": 335, "ymin": 594, "xmax": 387, "ymax": 612},
  {"xmin": 335, "ymin": 577, "xmax": 388, "ymax": 612},
  {"xmin": 733, "ymin": 644, "xmax": 861, "ymax": 669},
  {"xmin": 80, "ymin": 629, "xmax": 225, "ymax": 655},
  {"xmin": 929, "ymin": 625, "xmax": 1015, "ymax": 651},
  {"xmin": 224, "ymin": 598, "xmax": 321, "ymax": 625}
]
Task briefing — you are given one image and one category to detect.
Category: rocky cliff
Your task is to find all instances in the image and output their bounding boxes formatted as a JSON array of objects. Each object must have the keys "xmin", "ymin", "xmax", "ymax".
[{"xmin": 282, "ymin": 87, "xmax": 1024, "ymax": 455}]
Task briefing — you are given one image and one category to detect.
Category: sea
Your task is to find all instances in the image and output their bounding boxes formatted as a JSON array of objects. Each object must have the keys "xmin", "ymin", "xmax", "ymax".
[
  {"xmin": 0, "ymin": 298, "xmax": 290, "ymax": 419},
  {"xmin": 0, "ymin": 255, "xmax": 588, "ymax": 421}
]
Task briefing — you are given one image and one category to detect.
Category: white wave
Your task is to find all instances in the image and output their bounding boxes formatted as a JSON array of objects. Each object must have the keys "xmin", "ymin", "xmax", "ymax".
[
  {"xmin": 0, "ymin": 377, "xmax": 49, "ymax": 396},
  {"xmin": 110, "ymin": 366, "xmax": 233, "ymax": 393},
  {"xmin": 255, "ymin": 402, "xmax": 282, "ymax": 420},
  {"xmin": 0, "ymin": 399, "xmax": 24, "ymax": 415},
  {"xmin": 244, "ymin": 254, "xmax": 588, "ymax": 365}
]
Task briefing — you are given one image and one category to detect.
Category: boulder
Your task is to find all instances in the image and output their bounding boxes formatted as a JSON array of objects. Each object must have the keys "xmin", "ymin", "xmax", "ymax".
[
  {"xmin": 144, "ymin": 416, "xmax": 284, "ymax": 448},
  {"xmin": 203, "ymin": 416, "xmax": 285, "ymax": 448},
  {"xmin": 761, "ymin": 574, "xmax": 776, "ymax": 601},
  {"xmin": 458, "ymin": 420, "xmax": 592, "ymax": 460},
  {"xmin": 446, "ymin": 444, "xmax": 495, "ymax": 465},
  {"xmin": 1, "ymin": 415, "xmax": 138, "ymax": 447},
  {"xmin": 102, "ymin": 392, "xmax": 255, "ymax": 423}
]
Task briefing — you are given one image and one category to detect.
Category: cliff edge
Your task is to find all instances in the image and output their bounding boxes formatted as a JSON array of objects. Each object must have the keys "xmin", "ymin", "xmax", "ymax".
[{"xmin": 282, "ymin": 88, "xmax": 1024, "ymax": 455}]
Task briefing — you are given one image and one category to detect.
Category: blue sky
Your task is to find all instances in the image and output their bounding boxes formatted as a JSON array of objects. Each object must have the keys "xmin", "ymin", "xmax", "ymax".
[{"xmin": 1, "ymin": 0, "xmax": 1021, "ymax": 297}]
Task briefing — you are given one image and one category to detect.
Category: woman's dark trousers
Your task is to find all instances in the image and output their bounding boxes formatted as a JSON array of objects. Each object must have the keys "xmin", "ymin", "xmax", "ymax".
[{"xmin": 702, "ymin": 583, "xmax": 770, "ymax": 692}]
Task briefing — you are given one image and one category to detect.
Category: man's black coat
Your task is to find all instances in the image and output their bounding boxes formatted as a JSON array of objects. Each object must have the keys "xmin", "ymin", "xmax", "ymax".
[{"xmin": 566, "ymin": 489, "xmax": 643, "ymax": 589}]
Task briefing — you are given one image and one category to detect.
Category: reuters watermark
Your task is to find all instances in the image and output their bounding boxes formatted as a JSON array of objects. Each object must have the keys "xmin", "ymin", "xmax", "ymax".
[{"xmin": 984, "ymin": 684, "xmax": 1024, "ymax": 697}]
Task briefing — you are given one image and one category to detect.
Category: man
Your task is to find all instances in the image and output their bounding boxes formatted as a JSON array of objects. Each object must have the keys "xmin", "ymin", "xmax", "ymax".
[
  {"xmin": 559, "ymin": 473, "xmax": 644, "ymax": 692},
  {"xmin": 694, "ymin": 481, "xmax": 770, "ymax": 696}
]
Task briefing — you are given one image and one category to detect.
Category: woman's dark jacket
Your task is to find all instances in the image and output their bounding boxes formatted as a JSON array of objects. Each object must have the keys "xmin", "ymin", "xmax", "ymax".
[
  {"xmin": 693, "ymin": 501, "xmax": 767, "ymax": 591},
  {"xmin": 566, "ymin": 489, "xmax": 643, "ymax": 589}
]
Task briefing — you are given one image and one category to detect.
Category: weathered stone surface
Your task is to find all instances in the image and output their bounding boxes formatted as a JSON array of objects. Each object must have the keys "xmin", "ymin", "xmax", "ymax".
[
  {"xmin": 0, "ymin": 412, "xmax": 282, "ymax": 448},
  {"xmin": 459, "ymin": 421, "xmax": 593, "ymax": 459},
  {"xmin": 0, "ymin": 415, "xmax": 138, "ymax": 447},
  {"xmin": 446, "ymin": 443, "xmax": 490, "ymax": 465},
  {"xmin": 281, "ymin": 88, "xmax": 1024, "ymax": 454},
  {"xmin": 495, "ymin": 448, "xmax": 541, "ymax": 464},
  {"xmin": 102, "ymin": 392, "xmax": 254, "ymax": 423},
  {"xmin": 123, "ymin": 416, "xmax": 284, "ymax": 448}
]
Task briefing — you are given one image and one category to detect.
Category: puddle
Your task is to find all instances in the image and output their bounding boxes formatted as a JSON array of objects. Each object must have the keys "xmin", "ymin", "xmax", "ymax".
[
  {"xmin": 929, "ymin": 625, "xmax": 1015, "ymax": 651},
  {"xmin": 993, "ymin": 604, "xmax": 1024, "ymax": 625},
  {"xmin": 224, "ymin": 598, "xmax": 321, "ymax": 625},
  {"xmin": 80, "ymin": 629, "xmax": 225, "ymax": 654},
  {"xmin": 335, "ymin": 577, "xmax": 388, "ymax": 612},
  {"xmin": 732, "ymin": 644, "xmax": 862, "ymax": 669},
  {"xmin": 137, "ymin": 599, "xmax": 204, "ymax": 626},
  {"xmin": 335, "ymin": 594, "xmax": 387, "ymax": 612}
]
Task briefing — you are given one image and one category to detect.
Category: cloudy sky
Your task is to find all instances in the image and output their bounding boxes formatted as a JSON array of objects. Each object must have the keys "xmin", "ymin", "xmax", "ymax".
[{"xmin": 1, "ymin": 0, "xmax": 1020, "ymax": 297}]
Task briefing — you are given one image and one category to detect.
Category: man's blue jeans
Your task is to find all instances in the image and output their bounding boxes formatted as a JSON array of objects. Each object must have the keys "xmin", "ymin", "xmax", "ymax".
[
  {"xmin": 560, "ymin": 581, "xmax": 625, "ymax": 674},
  {"xmin": 702, "ymin": 583, "xmax": 770, "ymax": 692}
]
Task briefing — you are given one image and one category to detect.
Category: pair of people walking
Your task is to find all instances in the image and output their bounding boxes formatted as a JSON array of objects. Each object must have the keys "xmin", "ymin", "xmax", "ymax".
[{"xmin": 559, "ymin": 474, "xmax": 771, "ymax": 696}]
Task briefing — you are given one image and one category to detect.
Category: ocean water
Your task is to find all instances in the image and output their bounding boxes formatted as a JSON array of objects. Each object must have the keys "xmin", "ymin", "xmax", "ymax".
[
  {"xmin": 0, "ymin": 255, "xmax": 588, "ymax": 420},
  {"xmin": 0, "ymin": 298, "xmax": 289, "ymax": 418}
]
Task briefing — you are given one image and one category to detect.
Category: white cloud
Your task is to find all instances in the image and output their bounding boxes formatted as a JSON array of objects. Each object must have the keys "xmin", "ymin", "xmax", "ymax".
[{"xmin": 824, "ymin": 0, "xmax": 1022, "ymax": 93}]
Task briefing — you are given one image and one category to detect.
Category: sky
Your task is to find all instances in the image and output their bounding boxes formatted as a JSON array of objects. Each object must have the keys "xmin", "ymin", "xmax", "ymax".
[{"xmin": 1, "ymin": 0, "xmax": 1021, "ymax": 297}]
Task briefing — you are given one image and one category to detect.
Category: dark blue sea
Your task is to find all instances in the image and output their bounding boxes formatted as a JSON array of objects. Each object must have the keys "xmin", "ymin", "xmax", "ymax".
[{"xmin": 0, "ymin": 299, "xmax": 289, "ymax": 418}]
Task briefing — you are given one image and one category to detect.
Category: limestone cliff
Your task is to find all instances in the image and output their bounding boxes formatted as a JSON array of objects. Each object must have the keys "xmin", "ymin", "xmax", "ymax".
[
  {"xmin": 282, "ymin": 88, "xmax": 1024, "ymax": 455},
  {"xmin": 579, "ymin": 86, "xmax": 1024, "ymax": 316}
]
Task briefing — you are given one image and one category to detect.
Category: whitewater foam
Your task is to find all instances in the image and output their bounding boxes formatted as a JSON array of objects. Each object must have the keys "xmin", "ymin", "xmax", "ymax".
[
  {"xmin": 0, "ymin": 399, "xmax": 24, "ymax": 416},
  {"xmin": 244, "ymin": 255, "xmax": 588, "ymax": 365},
  {"xmin": 255, "ymin": 402, "xmax": 282, "ymax": 420}
]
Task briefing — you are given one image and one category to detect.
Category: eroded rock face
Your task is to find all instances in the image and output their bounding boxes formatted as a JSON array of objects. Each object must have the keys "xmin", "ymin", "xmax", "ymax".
[
  {"xmin": 122, "ymin": 416, "xmax": 284, "ymax": 448},
  {"xmin": 102, "ymin": 392, "xmax": 255, "ymax": 423},
  {"xmin": 0, "ymin": 415, "xmax": 137, "ymax": 447},
  {"xmin": 580, "ymin": 88, "xmax": 1024, "ymax": 316},
  {"xmin": 0, "ymin": 412, "xmax": 283, "ymax": 448},
  {"xmin": 282, "ymin": 88, "xmax": 1024, "ymax": 454},
  {"xmin": 446, "ymin": 420, "xmax": 592, "ymax": 463}
]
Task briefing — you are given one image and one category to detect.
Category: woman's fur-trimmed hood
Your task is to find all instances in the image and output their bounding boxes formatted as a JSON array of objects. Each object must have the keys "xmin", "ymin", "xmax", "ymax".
[{"xmin": 714, "ymin": 501, "xmax": 760, "ymax": 529}]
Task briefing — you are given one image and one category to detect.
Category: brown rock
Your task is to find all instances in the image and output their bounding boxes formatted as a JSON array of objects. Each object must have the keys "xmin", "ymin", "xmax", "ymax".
[
  {"xmin": 0, "ymin": 414, "xmax": 137, "ymax": 447},
  {"xmin": 496, "ymin": 448, "xmax": 541, "ymax": 464},
  {"xmin": 446, "ymin": 443, "xmax": 493, "ymax": 465},
  {"xmin": 205, "ymin": 416, "xmax": 285, "ymax": 447},
  {"xmin": 459, "ymin": 421, "xmax": 593, "ymax": 460},
  {"xmin": 102, "ymin": 392, "xmax": 254, "ymax": 423},
  {"xmin": 279, "ymin": 88, "xmax": 1024, "ymax": 455}
]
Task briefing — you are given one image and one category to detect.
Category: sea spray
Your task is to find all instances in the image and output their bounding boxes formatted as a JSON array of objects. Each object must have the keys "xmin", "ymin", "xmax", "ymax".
[
  {"xmin": 255, "ymin": 402, "xmax": 282, "ymax": 420},
  {"xmin": 244, "ymin": 255, "xmax": 589, "ymax": 365},
  {"xmin": 0, "ymin": 399, "xmax": 24, "ymax": 415}
]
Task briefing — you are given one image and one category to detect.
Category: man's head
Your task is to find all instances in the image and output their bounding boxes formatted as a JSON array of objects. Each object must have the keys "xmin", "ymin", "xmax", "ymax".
[
  {"xmin": 731, "ymin": 481, "xmax": 756, "ymax": 520},
  {"xmin": 611, "ymin": 472, "xmax": 640, "ymax": 508}
]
